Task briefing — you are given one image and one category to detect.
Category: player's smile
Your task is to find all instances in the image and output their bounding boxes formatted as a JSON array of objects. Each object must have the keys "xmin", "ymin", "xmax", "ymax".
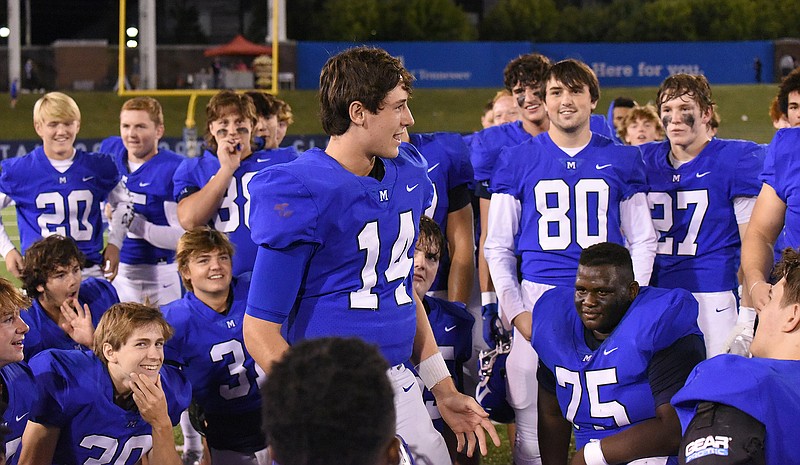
[
  {"xmin": 106, "ymin": 323, "xmax": 166, "ymax": 390},
  {"xmin": 574, "ymin": 264, "xmax": 638, "ymax": 340},
  {"xmin": 181, "ymin": 248, "xmax": 233, "ymax": 301}
]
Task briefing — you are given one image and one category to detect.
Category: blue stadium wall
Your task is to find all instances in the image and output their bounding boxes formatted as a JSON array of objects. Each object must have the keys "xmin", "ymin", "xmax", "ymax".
[{"xmin": 296, "ymin": 41, "xmax": 773, "ymax": 89}]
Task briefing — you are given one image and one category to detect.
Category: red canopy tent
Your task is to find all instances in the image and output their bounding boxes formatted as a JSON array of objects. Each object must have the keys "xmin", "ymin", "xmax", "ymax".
[{"xmin": 204, "ymin": 35, "xmax": 272, "ymax": 57}]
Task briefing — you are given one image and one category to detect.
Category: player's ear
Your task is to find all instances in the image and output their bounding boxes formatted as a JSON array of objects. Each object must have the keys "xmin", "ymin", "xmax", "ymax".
[
  {"xmin": 782, "ymin": 302, "xmax": 800, "ymax": 333},
  {"xmin": 383, "ymin": 436, "xmax": 402, "ymax": 465},
  {"xmin": 628, "ymin": 280, "xmax": 640, "ymax": 301},
  {"xmin": 102, "ymin": 342, "xmax": 117, "ymax": 363},
  {"xmin": 349, "ymin": 101, "xmax": 366, "ymax": 126},
  {"xmin": 156, "ymin": 123, "xmax": 165, "ymax": 139}
]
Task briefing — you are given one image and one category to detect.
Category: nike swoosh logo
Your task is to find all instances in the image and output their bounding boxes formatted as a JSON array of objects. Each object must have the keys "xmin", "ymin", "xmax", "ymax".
[
  {"xmin": 406, "ymin": 184, "xmax": 419, "ymax": 192},
  {"xmin": 139, "ymin": 182, "xmax": 151, "ymax": 187},
  {"xmin": 696, "ymin": 171, "xmax": 711, "ymax": 178},
  {"xmin": 445, "ymin": 325, "xmax": 457, "ymax": 332},
  {"xmin": 402, "ymin": 383, "xmax": 415, "ymax": 392},
  {"xmin": 257, "ymin": 158, "xmax": 271, "ymax": 163},
  {"xmin": 15, "ymin": 412, "xmax": 28, "ymax": 422},
  {"xmin": 162, "ymin": 283, "xmax": 174, "ymax": 288},
  {"xmin": 82, "ymin": 176, "xmax": 95, "ymax": 182},
  {"xmin": 715, "ymin": 307, "xmax": 730, "ymax": 313},
  {"xmin": 603, "ymin": 347, "xmax": 619, "ymax": 355},
  {"xmin": 427, "ymin": 163, "xmax": 440, "ymax": 173},
  {"xmin": 595, "ymin": 164, "xmax": 612, "ymax": 170}
]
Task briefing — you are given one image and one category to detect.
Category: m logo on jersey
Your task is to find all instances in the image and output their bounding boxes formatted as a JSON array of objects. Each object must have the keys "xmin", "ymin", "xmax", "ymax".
[
  {"xmin": 379, "ymin": 190, "xmax": 389, "ymax": 202},
  {"xmin": 582, "ymin": 354, "xmax": 593, "ymax": 362},
  {"xmin": 673, "ymin": 174, "xmax": 681, "ymax": 183},
  {"xmin": 567, "ymin": 161, "xmax": 577, "ymax": 170},
  {"xmin": 59, "ymin": 176, "xmax": 67, "ymax": 184},
  {"xmin": 226, "ymin": 320, "xmax": 236, "ymax": 328}
]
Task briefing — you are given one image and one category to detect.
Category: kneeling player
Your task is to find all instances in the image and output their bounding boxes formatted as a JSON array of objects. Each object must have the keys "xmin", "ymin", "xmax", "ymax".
[
  {"xmin": 409, "ymin": 216, "xmax": 475, "ymax": 464},
  {"xmin": 18, "ymin": 302, "xmax": 191, "ymax": 465},
  {"xmin": 534, "ymin": 243, "xmax": 705, "ymax": 465},
  {"xmin": 672, "ymin": 247, "xmax": 800, "ymax": 464},
  {"xmin": 20, "ymin": 234, "xmax": 119, "ymax": 360},
  {"xmin": 162, "ymin": 227, "xmax": 268, "ymax": 465}
]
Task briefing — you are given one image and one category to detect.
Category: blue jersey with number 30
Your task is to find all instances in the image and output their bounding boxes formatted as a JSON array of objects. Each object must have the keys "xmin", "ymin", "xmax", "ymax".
[
  {"xmin": 490, "ymin": 133, "xmax": 647, "ymax": 286},
  {"xmin": 27, "ymin": 349, "xmax": 190, "ymax": 465},
  {"xmin": 641, "ymin": 139, "xmax": 763, "ymax": 292},
  {"xmin": 247, "ymin": 144, "xmax": 433, "ymax": 366},
  {"xmin": 172, "ymin": 148, "xmax": 297, "ymax": 275},
  {"xmin": 0, "ymin": 148, "xmax": 120, "ymax": 265},
  {"xmin": 532, "ymin": 286, "xmax": 701, "ymax": 453}
]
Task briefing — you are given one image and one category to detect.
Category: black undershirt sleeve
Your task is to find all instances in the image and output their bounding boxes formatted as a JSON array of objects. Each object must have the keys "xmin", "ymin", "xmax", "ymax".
[
  {"xmin": 447, "ymin": 184, "xmax": 472, "ymax": 212},
  {"xmin": 648, "ymin": 334, "xmax": 706, "ymax": 407},
  {"xmin": 474, "ymin": 180, "xmax": 491, "ymax": 200},
  {"xmin": 537, "ymin": 361, "xmax": 557, "ymax": 395}
]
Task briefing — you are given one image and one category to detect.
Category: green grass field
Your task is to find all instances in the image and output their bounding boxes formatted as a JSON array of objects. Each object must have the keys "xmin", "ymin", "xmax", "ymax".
[
  {"xmin": 3, "ymin": 84, "xmax": 781, "ymax": 143},
  {"xmin": 0, "ymin": 85, "xmax": 780, "ymax": 463}
]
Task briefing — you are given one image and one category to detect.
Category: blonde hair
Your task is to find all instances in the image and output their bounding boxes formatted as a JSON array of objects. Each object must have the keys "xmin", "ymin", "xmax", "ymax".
[
  {"xmin": 0, "ymin": 278, "xmax": 30, "ymax": 318},
  {"xmin": 176, "ymin": 227, "xmax": 235, "ymax": 292},
  {"xmin": 33, "ymin": 92, "xmax": 81, "ymax": 125},
  {"xmin": 619, "ymin": 104, "xmax": 665, "ymax": 143},
  {"xmin": 93, "ymin": 302, "xmax": 173, "ymax": 365}
]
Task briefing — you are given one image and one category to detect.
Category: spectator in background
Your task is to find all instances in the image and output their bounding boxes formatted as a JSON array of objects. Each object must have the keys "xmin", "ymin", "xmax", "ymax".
[
  {"xmin": 608, "ymin": 96, "xmax": 637, "ymax": 135},
  {"xmin": 779, "ymin": 54, "xmax": 795, "ymax": 78}
]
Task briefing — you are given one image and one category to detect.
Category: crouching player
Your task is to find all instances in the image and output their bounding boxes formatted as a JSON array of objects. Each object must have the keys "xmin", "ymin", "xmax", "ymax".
[
  {"xmin": 672, "ymin": 247, "xmax": 800, "ymax": 464},
  {"xmin": 20, "ymin": 234, "xmax": 119, "ymax": 360},
  {"xmin": 534, "ymin": 243, "xmax": 705, "ymax": 465},
  {"xmin": 17, "ymin": 303, "xmax": 191, "ymax": 465},
  {"xmin": 408, "ymin": 216, "xmax": 475, "ymax": 464},
  {"xmin": 0, "ymin": 278, "xmax": 36, "ymax": 463},
  {"xmin": 162, "ymin": 227, "xmax": 268, "ymax": 465}
]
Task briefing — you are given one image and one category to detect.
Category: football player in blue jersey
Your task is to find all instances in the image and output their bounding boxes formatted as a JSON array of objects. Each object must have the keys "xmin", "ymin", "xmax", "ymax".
[
  {"xmin": 534, "ymin": 243, "xmax": 705, "ymax": 465},
  {"xmin": 673, "ymin": 247, "xmax": 800, "ymax": 464},
  {"xmin": 173, "ymin": 91, "xmax": 298, "ymax": 276},
  {"xmin": 19, "ymin": 235, "xmax": 119, "ymax": 360},
  {"xmin": 0, "ymin": 278, "xmax": 36, "ymax": 463},
  {"xmin": 245, "ymin": 91, "xmax": 280, "ymax": 152},
  {"xmin": 410, "ymin": 216, "xmax": 475, "ymax": 464},
  {"xmin": 0, "ymin": 92, "xmax": 132, "ymax": 282},
  {"xmin": 243, "ymin": 46, "xmax": 499, "ymax": 465},
  {"xmin": 263, "ymin": 337, "xmax": 415, "ymax": 465},
  {"xmin": 742, "ymin": 127, "xmax": 800, "ymax": 312},
  {"xmin": 112, "ymin": 96, "xmax": 185, "ymax": 306},
  {"xmin": 484, "ymin": 59, "xmax": 659, "ymax": 465},
  {"xmin": 162, "ymin": 227, "xmax": 268, "ymax": 465},
  {"xmin": 18, "ymin": 302, "xmax": 191, "ymax": 465},
  {"xmin": 643, "ymin": 75, "xmax": 763, "ymax": 358}
]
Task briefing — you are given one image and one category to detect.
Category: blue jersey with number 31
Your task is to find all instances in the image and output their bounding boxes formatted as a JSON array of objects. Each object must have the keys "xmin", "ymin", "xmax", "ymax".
[{"xmin": 247, "ymin": 144, "xmax": 433, "ymax": 366}]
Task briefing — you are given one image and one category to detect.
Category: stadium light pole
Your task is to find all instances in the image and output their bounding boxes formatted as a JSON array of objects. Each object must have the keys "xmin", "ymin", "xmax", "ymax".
[
  {"xmin": 139, "ymin": 0, "xmax": 156, "ymax": 89},
  {"xmin": 7, "ymin": 0, "xmax": 21, "ymax": 93}
]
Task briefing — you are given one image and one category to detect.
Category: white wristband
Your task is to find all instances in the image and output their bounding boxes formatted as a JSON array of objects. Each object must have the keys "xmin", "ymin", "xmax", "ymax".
[
  {"xmin": 737, "ymin": 306, "xmax": 757, "ymax": 328},
  {"xmin": 584, "ymin": 441, "xmax": 609, "ymax": 465},
  {"xmin": 416, "ymin": 352, "xmax": 450, "ymax": 390},
  {"xmin": 481, "ymin": 291, "xmax": 497, "ymax": 306}
]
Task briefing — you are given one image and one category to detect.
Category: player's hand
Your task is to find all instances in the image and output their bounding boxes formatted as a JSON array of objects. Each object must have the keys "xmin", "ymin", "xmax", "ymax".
[
  {"xmin": 59, "ymin": 298, "xmax": 95, "ymax": 347},
  {"xmin": 216, "ymin": 127, "xmax": 248, "ymax": 173},
  {"xmin": 4, "ymin": 248, "xmax": 24, "ymax": 279},
  {"xmin": 434, "ymin": 383, "xmax": 501, "ymax": 457},
  {"xmin": 512, "ymin": 311, "xmax": 532, "ymax": 341},
  {"xmin": 130, "ymin": 373, "xmax": 171, "ymax": 429},
  {"xmin": 103, "ymin": 244, "xmax": 121, "ymax": 282},
  {"xmin": 749, "ymin": 280, "xmax": 771, "ymax": 310}
]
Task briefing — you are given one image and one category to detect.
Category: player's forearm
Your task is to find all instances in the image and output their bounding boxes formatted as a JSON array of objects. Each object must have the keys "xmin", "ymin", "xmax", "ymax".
[
  {"xmin": 243, "ymin": 314, "xmax": 289, "ymax": 374},
  {"xmin": 176, "ymin": 175, "xmax": 232, "ymax": 229},
  {"xmin": 147, "ymin": 422, "xmax": 182, "ymax": 465},
  {"xmin": 620, "ymin": 193, "xmax": 657, "ymax": 285},
  {"xmin": 538, "ymin": 388, "xmax": 571, "ymax": 465},
  {"xmin": 18, "ymin": 422, "xmax": 60, "ymax": 465},
  {"xmin": 741, "ymin": 184, "xmax": 786, "ymax": 286},
  {"xmin": 411, "ymin": 292, "xmax": 442, "ymax": 365},
  {"xmin": 484, "ymin": 193, "xmax": 525, "ymax": 322},
  {"xmin": 133, "ymin": 218, "xmax": 184, "ymax": 250},
  {"xmin": 446, "ymin": 205, "xmax": 475, "ymax": 304},
  {"xmin": 477, "ymin": 197, "xmax": 495, "ymax": 293},
  {"xmin": 593, "ymin": 405, "xmax": 682, "ymax": 463}
]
